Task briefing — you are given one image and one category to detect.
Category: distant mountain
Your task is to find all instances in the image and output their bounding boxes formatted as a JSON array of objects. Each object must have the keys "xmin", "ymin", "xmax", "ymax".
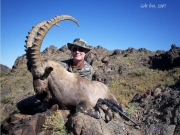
[{"xmin": 0, "ymin": 64, "xmax": 11, "ymax": 76}]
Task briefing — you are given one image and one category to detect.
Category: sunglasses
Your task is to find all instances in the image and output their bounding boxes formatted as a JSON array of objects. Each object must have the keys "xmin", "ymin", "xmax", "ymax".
[{"xmin": 72, "ymin": 47, "xmax": 85, "ymax": 52}]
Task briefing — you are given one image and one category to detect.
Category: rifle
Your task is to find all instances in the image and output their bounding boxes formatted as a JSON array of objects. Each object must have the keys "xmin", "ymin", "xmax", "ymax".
[{"xmin": 97, "ymin": 98, "xmax": 139, "ymax": 127}]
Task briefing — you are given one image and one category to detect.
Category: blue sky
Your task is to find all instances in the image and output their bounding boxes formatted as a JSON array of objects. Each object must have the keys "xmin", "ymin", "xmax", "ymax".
[{"xmin": 1, "ymin": 0, "xmax": 180, "ymax": 68}]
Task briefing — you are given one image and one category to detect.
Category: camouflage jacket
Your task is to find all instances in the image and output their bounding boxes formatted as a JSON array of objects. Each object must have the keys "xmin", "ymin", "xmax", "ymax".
[{"xmin": 59, "ymin": 59, "xmax": 94, "ymax": 80}]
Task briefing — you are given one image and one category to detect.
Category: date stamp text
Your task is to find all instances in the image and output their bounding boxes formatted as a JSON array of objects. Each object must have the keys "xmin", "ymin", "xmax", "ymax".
[{"xmin": 140, "ymin": 3, "xmax": 167, "ymax": 9}]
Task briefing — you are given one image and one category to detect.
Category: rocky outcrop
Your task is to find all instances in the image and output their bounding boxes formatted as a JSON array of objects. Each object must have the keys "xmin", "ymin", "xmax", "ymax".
[
  {"xmin": 42, "ymin": 45, "xmax": 58, "ymax": 55},
  {"xmin": 11, "ymin": 44, "xmax": 172, "ymax": 85},
  {"xmin": 2, "ymin": 85, "xmax": 180, "ymax": 135},
  {"xmin": 1, "ymin": 104, "xmax": 135, "ymax": 135},
  {"xmin": 0, "ymin": 64, "xmax": 11, "ymax": 75},
  {"xmin": 149, "ymin": 44, "xmax": 180, "ymax": 70},
  {"xmin": 130, "ymin": 86, "xmax": 180, "ymax": 135}
]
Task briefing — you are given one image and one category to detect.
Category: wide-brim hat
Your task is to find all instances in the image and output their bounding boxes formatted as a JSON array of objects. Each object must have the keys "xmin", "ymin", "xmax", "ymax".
[{"xmin": 67, "ymin": 38, "xmax": 91, "ymax": 53}]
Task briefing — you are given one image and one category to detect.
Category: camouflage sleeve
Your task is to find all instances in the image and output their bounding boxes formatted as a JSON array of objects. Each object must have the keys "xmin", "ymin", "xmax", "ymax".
[
  {"xmin": 81, "ymin": 67, "xmax": 92, "ymax": 80},
  {"xmin": 87, "ymin": 65, "xmax": 94, "ymax": 80},
  {"xmin": 77, "ymin": 61, "xmax": 94, "ymax": 80}
]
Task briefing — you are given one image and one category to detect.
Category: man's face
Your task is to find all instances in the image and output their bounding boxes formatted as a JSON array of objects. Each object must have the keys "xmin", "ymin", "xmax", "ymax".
[{"xmin": 71, "ymin": 45, "xmax": 86, "ymax": 61}]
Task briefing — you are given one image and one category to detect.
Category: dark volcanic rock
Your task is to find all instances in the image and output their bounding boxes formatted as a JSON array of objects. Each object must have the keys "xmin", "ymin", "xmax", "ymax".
[
  {"xmin": 149, "ymin": 44, "xmax": 180, "ymax": 70},
  {"xmin": 131, "ymin": 86, "xmax": 180, "ymax": 134},
  {"xmin": 112, "ymin": 49, "xmax": 122, "ymax": 55}
]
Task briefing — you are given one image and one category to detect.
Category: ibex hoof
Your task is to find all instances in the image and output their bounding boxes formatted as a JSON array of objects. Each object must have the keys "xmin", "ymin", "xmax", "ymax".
[{"xmin": 36, "ymin": 102, "xmax": 49, "ymax": 112}]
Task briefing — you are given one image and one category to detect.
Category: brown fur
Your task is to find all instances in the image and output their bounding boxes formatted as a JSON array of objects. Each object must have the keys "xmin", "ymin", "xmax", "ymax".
[{"xmin": 33, "ymin": 60, "xmax": 117, "ymax": 116}]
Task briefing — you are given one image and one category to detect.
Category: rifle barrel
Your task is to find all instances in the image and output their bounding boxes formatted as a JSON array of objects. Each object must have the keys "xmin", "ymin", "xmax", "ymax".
[{"xmin": 98, "ymin": 98, "xmax": 138, "ymax": 126}]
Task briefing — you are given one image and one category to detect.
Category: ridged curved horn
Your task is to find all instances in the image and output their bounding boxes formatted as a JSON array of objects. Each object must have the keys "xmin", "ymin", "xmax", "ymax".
[
  {"xmin": 25, "ymin": 21, "xmax": 47, "ymax": 49},
  {"xmin": 25, "ymin": 21, "xmax": 47, "ymax": 71},
  {"xmin": 30, "ymin": 15, "xmax": 79, "ymax": 78}
]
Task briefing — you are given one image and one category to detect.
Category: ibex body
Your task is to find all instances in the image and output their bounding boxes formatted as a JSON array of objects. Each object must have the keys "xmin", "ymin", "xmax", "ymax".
[{"xmin": 25, "ymin": 15, "xmax": 117, "ymax": 118}]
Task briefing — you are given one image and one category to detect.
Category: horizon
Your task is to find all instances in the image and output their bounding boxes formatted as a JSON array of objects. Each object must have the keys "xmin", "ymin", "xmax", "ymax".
[
  {"xmin": 0, "ymin": 43, "xmax": 177, "ymax": 69},
  {"xmin": 1, "ymin": 0, "xmax": 180, "ymax": 68}
]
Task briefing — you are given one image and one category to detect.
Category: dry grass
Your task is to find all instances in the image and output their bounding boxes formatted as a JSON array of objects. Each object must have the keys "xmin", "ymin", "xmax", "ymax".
[
  {"xmin": 42, "ymin": 110, "xmax": 67, "ymax": 134},
  {"xmin": 109, "ymin": 67, "xmax": 180, "ymax": 105}
]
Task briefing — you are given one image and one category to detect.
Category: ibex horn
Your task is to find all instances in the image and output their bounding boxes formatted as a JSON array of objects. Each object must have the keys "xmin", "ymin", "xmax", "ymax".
[
  {"xmin": 25, "ymin": 21, "xmax": 47, "ymax": 71},
  {"xmin": 26, "ymin": 15, "xmax": 79, "ymax": 78}
]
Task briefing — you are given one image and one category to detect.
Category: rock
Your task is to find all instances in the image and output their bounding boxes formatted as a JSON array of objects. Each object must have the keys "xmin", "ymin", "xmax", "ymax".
[
  {"xmin": 138, "ymin": 48, "xmax": 148, "ymax": 53},
  {"xmin": 131, "ymin": 86, "xmax": 180, "ymax": 134},
  {"xmin": 112, "ymin": 49, "xmax": 122, "ymax": 55},
  {"xmin": 0, "ymin": 64, "xmax": 11, "ymax": 75},
  {"xmin": 153, "ymin": 87, "xmax": 162, "ymax": 96},
  {"xmin": 101, "ymin": 56, "xmax": 109, "ymax": 63},
  {"xmin": 1, "ymin": 105, "xmax": 69, "ymax": 135},
  {"xmin": 143, "ymin": 124, "xmax": 176, "ymax": 135},
  {"xmin": 85, "ymin": 52, "xmax": 95, "ymax": 64},
  {"xmin": 149, "ymin": 44, "xmax": 180, "ymax": 70},
  {"xmin": 1, "ymin": 104, "xmax": 128, "ymax": 135},
  {"xmin": 42, "ymin": 45, "xmax": 58, "ymax": 54},
  {"xmin": 174, "ymin": 125, "xmax": 180, "ymax": 135},
  {"xmin": 59, "ymin": 45, "xmax": 68, "ymax": 52},
  {"xmin": 12, "ymin": 55, "xmax": 27, "ymax": 69},
  {"xmin": 130, "ymin": 93, "xmax": 142, "ymax": 102},
  {"xmin": 67, "ymin": 112, "xmax": 126, "ymax": 135}
]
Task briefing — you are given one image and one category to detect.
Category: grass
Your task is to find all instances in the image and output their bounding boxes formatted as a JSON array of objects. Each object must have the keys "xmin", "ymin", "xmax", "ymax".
[
  {"xmin": 9, "ymin": 108, "xmax": 20, "ymax": 115},
  {"xmin": 1, "ymin": 98, "xmax": 11, "ymax": 104},
  {"xmin": 109, "ymin": 67, "xmax": 180, "ymax": 105},
  {"xmin": 125, "ymin": 102, "xmax": 139, "ymax": 117},
  {"xmin": 0, "ymin": 73, "xmax": 5, "ymax": 77},
  {"xmin": 1, "ymin": 96, "xmax": 14, "ymax": 105},
  {"xmin": 42, "ymin": 110, "xmax": 68, "ymax": 135}
]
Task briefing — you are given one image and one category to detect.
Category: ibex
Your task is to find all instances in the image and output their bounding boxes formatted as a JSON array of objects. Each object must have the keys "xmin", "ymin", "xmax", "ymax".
[{"xmin": 25, "ymin": 15, "xmax": 117, "ymax": 119}]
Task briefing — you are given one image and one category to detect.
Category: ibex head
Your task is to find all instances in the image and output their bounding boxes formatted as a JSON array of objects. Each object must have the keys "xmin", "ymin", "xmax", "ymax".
[{"xmin": 25, "ymin": 15, "xmax": 80, "ymax": 79}]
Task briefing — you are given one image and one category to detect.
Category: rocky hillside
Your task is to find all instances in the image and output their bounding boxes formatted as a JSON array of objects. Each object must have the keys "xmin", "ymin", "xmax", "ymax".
[
  {"xmin": 0, "ymin": 64, "xmax": 11, "ymax": 76},
  {"xmin": 0, "ymin": 44, "xmax": 180, "ymax": 135}
]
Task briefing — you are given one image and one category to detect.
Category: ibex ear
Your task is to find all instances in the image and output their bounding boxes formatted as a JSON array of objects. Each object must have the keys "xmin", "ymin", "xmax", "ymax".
[
  {"xmin": 40, "ymin": 66, "xmax": 53, "ymax": 80},
  {"xmin": 45, "ymin": 66, "xmax": 53, "ymax": 72}
]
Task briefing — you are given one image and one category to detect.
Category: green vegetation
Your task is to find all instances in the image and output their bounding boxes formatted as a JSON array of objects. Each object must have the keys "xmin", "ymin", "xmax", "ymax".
[
  {"xmin": 1, "ymin": 98, "xmax": 11, "ymax": 104},
  {"xmin": 42, "ymin": 110, "xmax": 67, "ymax": 135},
  {"xmin": 0, "ymin": 72, "xmax": 5, "ymax": 77},
  {"xmin": 125, "ymin": 102, "xmax": 139, "ymax": 117},
  {"xmin": 9, "ymin": 108, "xmax": 20, "ymax": 115},
  {"xmin": 1, "ymin": 96, "xmax": 14, "ymax": 104}
]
